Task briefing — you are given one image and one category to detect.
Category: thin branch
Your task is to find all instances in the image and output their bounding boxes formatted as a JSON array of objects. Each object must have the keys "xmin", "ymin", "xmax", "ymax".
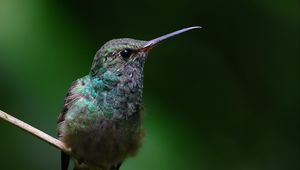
[{"xmin": 0, "ymin": 109, "xmax": 71, "ymax": 155}]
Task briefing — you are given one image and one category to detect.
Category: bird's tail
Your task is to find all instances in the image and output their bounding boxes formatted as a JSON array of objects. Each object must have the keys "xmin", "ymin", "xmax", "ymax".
[{"xmin": 61, "ymin": 151, "xmax": 70, "ymax": 170}]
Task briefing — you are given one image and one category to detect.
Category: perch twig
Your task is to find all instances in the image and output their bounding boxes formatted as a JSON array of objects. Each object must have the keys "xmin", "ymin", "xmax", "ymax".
[{"xmin": 0, "ymin": 110, "xmax": 70, "ymax": 154}]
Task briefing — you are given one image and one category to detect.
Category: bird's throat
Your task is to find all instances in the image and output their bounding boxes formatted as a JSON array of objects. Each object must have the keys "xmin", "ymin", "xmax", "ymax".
[{"xmin": 90, "ymin": 68, "xmax": 144, "ymax": 119}]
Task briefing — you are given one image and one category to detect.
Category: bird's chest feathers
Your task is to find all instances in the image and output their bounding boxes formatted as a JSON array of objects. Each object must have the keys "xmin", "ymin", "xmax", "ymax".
[
  {"xmin": 63, "ymin": 113, "xmax": 143, "ymax": 168},
  {"xmin": 62, "ymin": 71, "xmax": 144, "ymax": 166},
  {"xmin": 92, "ymin": 70, "xmax": 144, "ymax": 118},
  {"xmin": 66, "ymin": 69, "xmax": 143, "ymax": 120}
]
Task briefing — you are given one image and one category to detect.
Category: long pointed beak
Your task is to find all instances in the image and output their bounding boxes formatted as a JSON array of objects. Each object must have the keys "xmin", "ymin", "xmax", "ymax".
[{"xmin": 141, "ymin": 26, "xmax": 201, "ymax": 51}]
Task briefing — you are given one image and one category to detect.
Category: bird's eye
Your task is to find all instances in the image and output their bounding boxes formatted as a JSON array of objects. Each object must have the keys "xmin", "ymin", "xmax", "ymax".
[{"xmin": 120, "ymin": 49, "xmax": 132, "ymax": 60}]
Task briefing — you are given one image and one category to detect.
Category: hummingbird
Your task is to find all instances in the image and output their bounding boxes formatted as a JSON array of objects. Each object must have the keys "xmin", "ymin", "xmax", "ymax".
[{"xmin": 57, "ymin": 26, "xmax": 200, "ymax": 170}]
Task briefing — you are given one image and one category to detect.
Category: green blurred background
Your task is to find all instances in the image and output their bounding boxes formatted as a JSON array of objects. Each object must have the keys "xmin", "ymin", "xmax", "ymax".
[{"xmin": 0, "ymin": 0, "xmax": 299, "ymax": 170}]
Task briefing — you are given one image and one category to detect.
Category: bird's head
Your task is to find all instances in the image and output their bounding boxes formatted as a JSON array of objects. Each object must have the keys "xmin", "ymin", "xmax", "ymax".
[
  {"xmin": 90, "ymin": 38, "xmax": 147, "ymax": 76},
  {"xmin": 90, "ymin": 26, "xmax": 201, "ymax": 78}
]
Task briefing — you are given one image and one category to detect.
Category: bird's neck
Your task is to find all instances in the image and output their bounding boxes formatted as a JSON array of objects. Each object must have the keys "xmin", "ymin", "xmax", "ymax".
[{"xmin": 90, "ymin": 68, "xmax": 144, "ymax": 119}]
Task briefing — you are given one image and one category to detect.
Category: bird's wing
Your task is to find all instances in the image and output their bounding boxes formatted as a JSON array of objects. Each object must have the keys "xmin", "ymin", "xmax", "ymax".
[
  {"xmin": 57, "ymin": 79, "xmax": 82, "ymax": 170},
  {"xmin": 57, "ymin": 79, "xmax": 82, "ymax": 125}
]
